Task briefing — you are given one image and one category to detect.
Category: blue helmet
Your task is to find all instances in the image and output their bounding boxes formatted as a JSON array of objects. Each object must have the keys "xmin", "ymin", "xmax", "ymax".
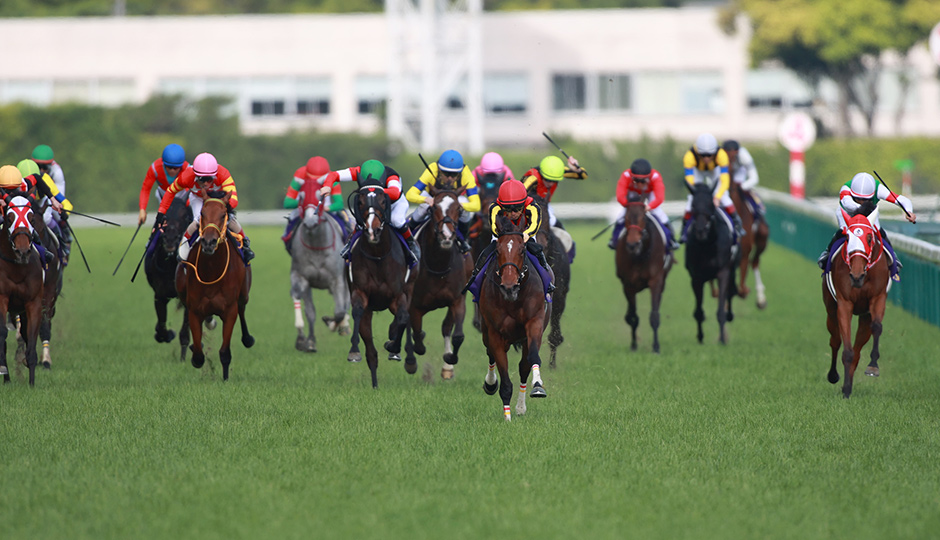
[
  {"xmin": 161, "ymin": 143, "xmax": 186, "ymax": 168},
  {"xmin": 438, "ymin": 149, "xmax": 464, "ymax": 173}
]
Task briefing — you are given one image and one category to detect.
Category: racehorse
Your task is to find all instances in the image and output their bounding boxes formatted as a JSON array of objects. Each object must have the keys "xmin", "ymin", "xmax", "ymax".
[
  {"xmin": 469, "ymin": 172, "xmax": 504, "ymax": 332},
  {"xmin": 345, "ymin": 185, "xmax": 415, "ymax": 387},
  {"xmin": 0, "ymin": 196, "xmax": 45, "ymax": 385},
  {"xmin": 685, "ymin": 182, "xmax": 739, "ymax": 344},
  {"xmin": 175, "ymin": 193, "xmax": 254, "ymax": 380},
  {"xmin": 145, "ymin": 197, "xmax": 193, "ymax": 361},
  {"xmin": 18, "ymin": 196, "xmax": 63, "ymax": 370},
  {"xmin": 404, "ymin": 186, "xmax": 473, "ymax": 379},
  {"xmin": 289, "ymin": 178, "xmax": 350, "ymax": 353},
  {"xmin": 532, "ymin": 194, "xmax": 570, "ymax": 368},
  {"xmin": 729, "ymin": 181, "xmax": 769, "ymax": 309},
  {"xmin": 479, "ymin": 214, "xmax": 550, "ymax": 421},
  {"xmin": 823, "ymin": 208, "xmax": 889, "ymax": 399},
  {"xmin": 615, "ymin": 192, "xmax": 673, "ymax": 353}
]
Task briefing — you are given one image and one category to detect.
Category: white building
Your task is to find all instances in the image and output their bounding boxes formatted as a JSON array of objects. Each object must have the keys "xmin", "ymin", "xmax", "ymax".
[{"xmin": 2, "ymin": 7, "xmax": 938, "ymax": 150}]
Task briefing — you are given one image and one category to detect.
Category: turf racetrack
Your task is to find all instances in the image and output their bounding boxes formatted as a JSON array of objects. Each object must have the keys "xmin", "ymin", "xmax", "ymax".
[{"xmin": 2, "ymin": 223, "xmax": 939, "ymax": 539}]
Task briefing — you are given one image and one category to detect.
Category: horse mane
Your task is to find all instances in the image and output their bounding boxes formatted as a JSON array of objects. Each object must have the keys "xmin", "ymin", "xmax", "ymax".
[{"xmin": 495, "ymin": 212, "xmax": 520, "ymax": 236}]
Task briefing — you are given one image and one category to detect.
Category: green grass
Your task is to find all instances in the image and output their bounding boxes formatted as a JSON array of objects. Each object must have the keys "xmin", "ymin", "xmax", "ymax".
[{"xmin": 2, "ymin": 223, "xmax": 939, "ymax": 539}]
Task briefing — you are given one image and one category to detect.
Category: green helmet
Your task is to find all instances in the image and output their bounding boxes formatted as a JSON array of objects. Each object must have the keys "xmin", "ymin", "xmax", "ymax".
[
  {"xmin": 539, "ymin": 156, "xmax": 565, "ymax": 182},
  {"xmin": 17, "ymin": 159, "xmax": 40, "ymax": 178},
  {"xmin": 31, "ymin": 144, "xmax": 54, "ymax": 163},
  {"xmin": 359, "ymin": 159, "xmax": 386, "ymax": 186}
]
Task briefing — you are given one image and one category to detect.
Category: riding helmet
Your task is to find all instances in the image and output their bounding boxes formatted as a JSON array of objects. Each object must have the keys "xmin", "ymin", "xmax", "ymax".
[
  {"xmin": 539, "ymin": 156, "xmax": 565, "ymax": 182},
  {"xmin": 162, "ymin": 144, "xmax": 186, "ymax": 168}
]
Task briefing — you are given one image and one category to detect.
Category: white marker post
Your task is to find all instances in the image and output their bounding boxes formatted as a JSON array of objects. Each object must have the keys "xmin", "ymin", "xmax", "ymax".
[{"xmin": 778, "ymin": 112, "xmax": 816, "ymax": 199}]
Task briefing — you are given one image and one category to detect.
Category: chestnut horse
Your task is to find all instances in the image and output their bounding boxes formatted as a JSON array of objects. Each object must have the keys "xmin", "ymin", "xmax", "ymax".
[
  {"xmin": 479, "ymin": 214, "xmax": 550, "ymax": 421},
  {"xmin": 145, "ymin": 197, "xmax": 193, "ymax": 360},
  {"xmin": 405, "ymin": 187, "xmax": 473, "ymax": 379},
  {"xmin": 729, "ymin": 182, "xmax": 769, "ymax": 309},
  {"xmin": 176, "ymin": 194, "xmax": 254, "ymax": 380},
  {"xmin": 345, "ymin": 186, "xmax": 415, "ymax": 387},
  {"xmin": 685, "ymin": 182, "xmax": 739, "ymax": 344},
  {"xmin": 0, "ymin": 196, "xmax": 45, "ymax": 385},
  {"xmin": 823, "ymin": 208, "xmax": 889, "ymax": 399},
  {"xmin": 615, "ymin": 192, "xmax": 673, "ymax": 353}
]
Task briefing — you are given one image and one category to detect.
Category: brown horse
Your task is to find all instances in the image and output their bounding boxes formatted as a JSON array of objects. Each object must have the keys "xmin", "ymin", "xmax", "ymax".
[
  {"xmin": 729, "ymin": 182, "xmax": 769, "ymax": 308},
  {"xmin": 405, "ymin": 187, "xmax": 473, "ymax": 379},
  {"xmin": 345, "ymin": 186, "xmax": 415, "ymax": 387},
  {"xmin": 823, "ymin": 208, "xmax": 889, "ymax": 399},
  {"xmin": 0, "ymin": 196, "xmax": 45, "ymax": 385},
  {"xmin": 479, "ymin": 214, "xmax": 550, "ymax": 421},
  {"xmin": 469, "ymin": 172, "xmax": 504, "ymax": 332},
  {"xmin": 615, "ymin": 193, "xmax": 673, "ymax": 353},
  {"xmin": 175, "ymin": 194, "xmax": 254, "ymax": 380}
]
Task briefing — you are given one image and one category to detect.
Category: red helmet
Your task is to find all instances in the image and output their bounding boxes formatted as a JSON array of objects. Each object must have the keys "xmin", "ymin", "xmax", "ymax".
[
  {"xmin": 497, "ymin": 179, "xmax": 529, "ymax": 207},
  {"xmin": 305, "ymin": 156, "xmax": 330, "ymax": 178}
]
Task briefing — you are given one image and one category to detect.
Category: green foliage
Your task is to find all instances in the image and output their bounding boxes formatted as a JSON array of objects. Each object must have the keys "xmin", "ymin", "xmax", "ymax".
[{"xmin": 2, "ymin": 224, "xmax": 940, "ymax": 539}]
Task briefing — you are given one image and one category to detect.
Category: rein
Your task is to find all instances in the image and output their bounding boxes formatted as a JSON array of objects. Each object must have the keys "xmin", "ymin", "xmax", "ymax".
[
  {"xmin": 180, "ymin": 237, "xmax": 231, "ymax": 285},
  {"xmin": 492, "ymin": 231, "xmax": 528, "ymax": 285},
  {"xmin": 300, "ymin": 201, "xmax": 338, "ymax": 251}
]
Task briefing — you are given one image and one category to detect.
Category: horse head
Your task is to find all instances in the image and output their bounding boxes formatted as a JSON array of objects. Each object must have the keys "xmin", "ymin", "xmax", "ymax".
[
  {"xmin": 428, "ymin": 185, "xmax": 463, "ymax": 250},
  {"xmin": 841, "ymin": 207, "xmax": 882, "ymax": 288},
  {"xmin": 162, "ymin": 197, "xmax": 192, "ymax": 253},
  {"xmin": 494, "ymin": 214, "xmax": 527, "ymax": 301},
  {"xmin": 624, "ymin": 192, "xmax": 649, "ymax": 255},
  {"xmin": 198, "ymin": 193, "xmax": 231, "ymax": 255},
  {"xmin": 4, "ymin": 196, "xmax": 35, "ymax": 263},
  {"xmin": 352, "ymin": 186, "xmax": 389, "ymax": 244},
  {"xmin": 688, "ymin": 182, "xmax": 716, "ymax": 241},
  {"xmin": 300, "ymin": 176, "xmax": 324, "ymax": 229}
]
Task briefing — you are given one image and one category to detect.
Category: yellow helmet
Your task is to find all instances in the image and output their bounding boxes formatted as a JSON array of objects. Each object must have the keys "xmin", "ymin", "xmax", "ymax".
[
  {"xmin": 539, "ymin": 156, "xmax": 565, "ymax": 182},
  {"xmin": 0, "ymin": 165, "xmax": 24, "ymax": 188}
]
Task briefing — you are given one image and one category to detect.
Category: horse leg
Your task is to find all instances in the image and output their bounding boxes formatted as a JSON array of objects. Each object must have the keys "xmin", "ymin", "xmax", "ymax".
[
  {"xmin": 347, "ymin": 291, "xmax": 367, "ymax": 363},
  {"xmin": 403, "ymin": 324, "xmax": 417, "ymax": 373},
  {"xmin": 293, "ymin": 281, "xmax": 316, "ymax": 353},
  {"xmin": 716, "ymin": 270, "xmax": 730, "ymax": 345},
  {"xmin": 837, "ymin": 301, "xmax": 856, "ymax": 398},
  {"xmin": 361, "ymin": 309, "xmax": 379, "ymax": 388},
  {"xmin": 24, "ymin": 303, "xmax": 42, "ymax": 386},
  {"xmin": 384, "ymin": 295, "xmax": 409, "ymax": 361},
  {"xmin": 472, "ymin": 301, "xmax": 482, "ymax": 333},
  {"xmin": 624, "ymin": 289, "xmax": 639, "ymax": 351},
  {"xmin": 329, "ymin": 274, "xmax": 352, "ymax": 336},
  {"xmin": 692, "ymin": 278, "xmax": 706, "ymax": 344},
  {"xmin": 516, "ymin": 342, "xmax": 531, "ymax": 416},
  {"xmin": 219, "ymin": 307, "xmax": 238, "ymax": 381},
  {"xmin": 738, "ymin": 236, "xmax": 752, "ymax": 299},
  {"xmin": 0, "ymin": 305, "xmax": 9, "ymax": 383},
  {"xmin": 411, "ymin": 309, "xmax": 427, "ymax": 356},
  {"xmin": 753, "ymin": 226, "xmax": 769, "ymax": 309},
  {"xmin": 178, "ymin": 306, "xmax": 191, "ymax": 363},
  {"xmin": 39, "ymin": 317, "xmax": 52, "ymax": 369},
  {"xmin": 527, "ymin": 319, "xmax": 547, "ymax": 399},
  {"xmin": 866, "ymin": 295, "xmax": 887, "ymax": 377},
  {"xmin": 443, "ymin": 298, "xmax": 467, "ymax": 377},
  {"xmin": 851, "ymin": 313, "xmax": 874, "ymax": 386},
  {"xmin": 826, "ymin": 310, "xmax": 841, "ymax": 384},
  {"xmin": 649, "ymin": 278, "xmax": 665, "ymax": 354},
  {"xmin": 238, "ymin": 296, "xmax": 254, "ymax": 349},
  {"xmin": 493, "ymin": 340, "xmax": 513, "ymax": 421},
  {"xmin": 548, "ymin": 295, "xmax": 563, "ymax": 369},
  {"xmin": 154, "ymin": 295, "xmax": 175, "ymax": 343},
  {"xmin": 188, "ymin": 308, "xmax": 206, "ymax": 369}
]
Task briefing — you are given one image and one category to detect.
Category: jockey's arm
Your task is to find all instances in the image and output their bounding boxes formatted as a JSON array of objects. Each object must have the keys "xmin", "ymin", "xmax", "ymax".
[
  {"xmin": 522, "ymin": 173, "xmax": 538, "ymax": 192},
  {"xmin": 739, "ymin": 147, "xmax": 759, "ymax": 190},
  {"xmin": 41, "ymin": 173, "xmax": 71, "ymax": 212},
  {"xmin": 615, "ymin": 172, "xmax": 631, "ymax": 207},
  {"xmin": 383, "ymin": 173, "xmax": 403, "ymax": 201},
  {"xmin": 139, "ymin": 163, "xmax": 159, "ymax": 213},
  {"xmin": 682, "ymin": 150, "xmax": 698, "ymax": 188},
  {"xmin": 878, "ymin": 183, "xmax": 916, "ymax": 222},
  {"xmin": 405, "ymin": 168, "xmax": 434, "ymax": 205},
  {"xmin": 649, "ymin": 172, "xmax": 666, "ymax": 210},
  {"xmin": 839, "ymin": 185, "xmax": 862, "ymax": 215},
  {"xmin": 219, "ymin": 176, "xmax": 238, "ymax": 209},
  {"xmin": 283, "ymin": 176, "xmax": 304, "ymax": 209},
  {"xmin": 318, "ymin": 168, "xmax": 355, "ymax": 199},
  {"xmin": 711, "ymin": 151, "xmax": 731, "ymax": 203},
  {"xmin": 522, "ymin": 205, "xmax": 541, "ymax": 238},
  {"xmin": 459, "ymin": 168, "xmax": 481, "ymax": 212}
]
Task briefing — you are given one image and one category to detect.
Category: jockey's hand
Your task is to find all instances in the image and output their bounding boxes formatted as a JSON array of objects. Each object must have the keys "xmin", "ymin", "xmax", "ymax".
[
  {"xmin": 138, "ymin": 208, "xmax": 147, "ymax": 226},
  {"xmin": 567, "ymin": 156, "xmax": 581, "ymax": 171},
  {"xmin": 644, "ymin": 203, "xmax": 650, "ymax": 212},
  {"xmin": 51, "ymin": 199, "xmax": 63, "ymax": 212},
  {"xmin": 523, "ymin": 233, "xmax": 530, "ymax": 243},
  {"xmin": 318, "ymin": 186, "xmax": 331, "ymax": 200},
  {"xmin": 906, "ymin": 211, "xmax": 917, "ymax": 224},
  {"xmin": 425, "ymin": 196, "xmax": 434, "ymax": 206},
  {"xmin": 153, "ymin": 212, "xmax": 167, "ymax": 232},
  {"xmin": 713, "ymin": 198, "xmax": 721, "ymax": 207}
]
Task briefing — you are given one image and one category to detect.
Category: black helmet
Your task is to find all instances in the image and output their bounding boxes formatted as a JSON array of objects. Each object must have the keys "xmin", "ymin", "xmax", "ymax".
[
  {"xmin": 629, "ymin": 158, "xmax": 652, "ymax": 177},
  {"xmin": 722, "ymin": 140, "xmax": 740, "ymax": 152}
]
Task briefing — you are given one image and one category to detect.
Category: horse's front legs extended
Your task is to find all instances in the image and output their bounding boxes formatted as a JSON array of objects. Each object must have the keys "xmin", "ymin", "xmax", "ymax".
[
  {"xmin": 442, "ymin": 298, "xmax": 467, "ymax": 377},
  {"xmin": 219, "ymin": 305, "xmax": 238, "ymax": 381},
  {"xmin": 649, "ymin": 276, "xmax": 665, "ymax": 354},
  {"xmin": 384, "ymin": 294, "xmax": 409, "ymax": 361},
  {"xmin": 154, "ymin": 295, "xmax": 175, "ymax": 343},
  {"xmin": 825, "ymin": 309, "xmax": 841, "ymax": 384},
  {"xmin": 691, "ymin": 278, "xmax": 706, "ymax": 344},
  {"xmin": 293, "ymin": 281, "xmax": 317, "ymax": 353},
  {"xmin": 716, "ymin": 269, "xmax": 730, "ymax": 345},
  {"xmin": 22, "ymin": 303, "xmax": 42, "ymax": 386},
  {"xmin": 347, "ymin": 291, "xmax": 367, "ymax": 363},
  {"xmin": 837, "ymin": 300, "xmax": 857, "ymax": 398},
  {"xmin": 0, "ymin": 305, "xmax": 9, "ymax": 382},
  {"xmin": 360, "ymin": 309, "xmax": 379, "ymax": 388},
  {"xmin": 865, "ymin": 294, "xmax": 887, "ymax": 377},
  {"xmin": 188, "ymin": 308, "xmax": 206, "ymax": 369},
  {"xmin": 624, "ymin": 288, "xmax": 639, "ymax": 351}
]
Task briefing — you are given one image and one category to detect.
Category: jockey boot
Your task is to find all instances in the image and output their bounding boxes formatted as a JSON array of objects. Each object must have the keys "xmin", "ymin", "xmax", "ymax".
[
  {"xmin": 282, "ymin": 217, "xmax": 299, "ymax": 254},
  {"xmin": 608, "ymin": 220, "xmax": 624, "ymax": 250},
  {"xmin": 241, "ymin": 237, "xmax": 255, "ymax": 263},
  {"xmin": 880, "ymin": 229, "xmax": 902, "ymax": 280},
  {"xmin": 679, "ymin": 215, "xmax": 692, "ymax": 244},
  {"xmin": 395, "ymin": 226, "xmax": 420, "ymax": 265},
  {"xmin": 731, "ymin": 212, "xmax": 746, "ymax": 238},
  {"xmin": 178, "ymin": 236, "xmax": 192, "ymax": 261},
  {"xmin": 529, "ymin": 241, "xmax": 555, "ymax": 294},
  {"xmin": 817, "ymin": 230, "xmax": 844, "ymax": 270},
  {"xmin": 463, "ymin": 242, "xmax": 496, "ymax": 293},
  {"xmin": 663, "ymin": 221, "xmax": 680, "ymax": 251},
  {"xmin": 457, "ymin": 220, "xmax": 471, "ymax": 253}
]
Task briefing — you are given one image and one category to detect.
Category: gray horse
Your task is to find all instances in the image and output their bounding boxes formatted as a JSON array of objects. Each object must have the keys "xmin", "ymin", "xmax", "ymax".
[{"xmin": 289, "ymin": 198, "xmax": 351, "ymax": 352}]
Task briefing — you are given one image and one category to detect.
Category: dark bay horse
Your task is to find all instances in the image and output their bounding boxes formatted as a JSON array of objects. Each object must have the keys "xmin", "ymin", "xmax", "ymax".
[
  {"xmin": 23, "ymin": 196, "xmax": 62, "ymax": 370},
  {"xmin": 532, "ymin": 195, "xmax": 569, "ymax": 368},
  {"xmin": 823, "ymin": 208, "xmax": 889, "ymax": 399},
  {"xmin": 345, "ymin": 186, "xmax": 415, "ymax": 387},
  {"xmin": 479, "ymin": 214, "xmax": 550, "ymax": 421},
  {"xmin": 0, "ymin": 197, "xmax": 45, "ymax": 385},
  {"xmin": 469, "ymin": 172, "xmax": 504, "ymax": 332},
  {"xmin": 146, "ymin": 197, "xmax": 193, "ymax": 361},
  {"xmin": 730, "ymin": 182, "xmax": 769, "ymax": 309},
  {"xmin": 615, "ymin": 192, "xmax": 673, "ymax": 353},
  {"xmin": 289, "ymin": 179, "xmax": 350, "ymax": 353},
  {"xmin": 404, "ymin": 187, "xmax": 473, "ymax": 379},
  {"xmin": 176, "ymin": 194, "xmax": 254, "ymax": 380},
  {"xmin": 685, "ymin": 182, "xmax": 739, "ymax": 344}
]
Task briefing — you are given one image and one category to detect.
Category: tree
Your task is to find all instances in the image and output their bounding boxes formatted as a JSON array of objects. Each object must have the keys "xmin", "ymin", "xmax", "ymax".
[{"xmin": 721, "ymin": 0, "xmax": 940, "ymax": 136}]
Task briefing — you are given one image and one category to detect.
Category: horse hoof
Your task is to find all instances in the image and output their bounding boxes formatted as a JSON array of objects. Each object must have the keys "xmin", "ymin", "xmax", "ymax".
[
  {"xmin": 242, "ymin": 335, "xmax": 255, "ymax": 348},
  {"xmin": 483, "ymin": 380, "xmax": 498, "ymax": 395},
  {"xmin": 443, "ymin": 353, "xmax": 457, "ymax": 365},
  {"xmin": 295, "ymin": 337, "xmax": 307, "ymax": 351},
  {"xmin": 42, "ymin": 361, "xmax": 51, "ymax": 370},
  {"xmin": 384, "ymin": 340, "xmax": 400, "ymax": 355},
  {"xmin": 865, "ymin": 366, "xmax": 879, "ymax": 377},
  {"xmin": 348, "ymin": 352, "xmax": 361, "ymax": 363},
  {"xmin": 531, "ymin": 382, "xmax": 547, "ymax": 398},
  {"xmin": 441, "ymin": 368, "xmax": 454, "ymax": 380},
  {"xmin": 630, "ymin": 342, "xmax": 637, "ymax": 351},
  {"xmin": 338, "ymin": 326, "xmax": 352, "ymax": 337},
  {"xmin": 388, "ymin": 352, "xmax": 401, "ymax": 362},
  {"xmin": 757, "ymin": 300, "xmax": 767, "ymax": 310},
  {"xmin": 204, "ymin": 317, "xmax": 217, "ymax": 330},
  {"xmin": 727, "ymin": 312, "xmax": 734, "ymax": 322},
  {"xmin": 404, "ymin": 359, "xmax": 418, "ymax": 375},
  {"xmin": 191, "ymin": 355, "xmax": 205, "ymax": 369}
]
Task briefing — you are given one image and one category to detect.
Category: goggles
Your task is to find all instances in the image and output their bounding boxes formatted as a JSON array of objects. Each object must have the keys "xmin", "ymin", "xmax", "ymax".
[{"xmin": 501, "ymin": 204, "xmax": 524, "ymax": 213}]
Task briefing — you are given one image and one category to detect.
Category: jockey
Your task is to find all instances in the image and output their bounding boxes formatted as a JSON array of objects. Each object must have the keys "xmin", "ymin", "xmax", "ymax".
[
  {"xmin": 405, "ymin": 149, "xmax": 480, "ymax": 253},
  {"xmin": 816, "ymin": 172, "xmax": 915, "ymax": 280},
  {"xmin": 521, "ymin": 154, "xmax": 587, "ymax": 230},
  {"xmin": 680, "ymin": 132, "xmax": 746, "ymax": 243},
  {"xmin": 0, "ymin": 165, "xmax": 54, "ymax": 264},
  {"xmin": 31, "ymin": 144, "xmax": 71, "ymax": 261},
  {"xmin": 16, "ymin": 159, "xmax": 71, "ymax": 264},
  {"xmin": 464, "ymin": 179, "xmax": 555, "ymax": 297},
  {"xmin": 610, "ymin": 158, "xmax": 679, "ymax": 251},
  {"xmin": 472, "ymin": 151, "xmax": 516, "ymax": 187},
  {"xmin": 722, "ymin": 139, "xmax": 764, "ymax": 219},
  {"xmin": 153, "ymin": 152, "xmax": 255, "ymax": 263},
  {"xmin": 318, "ymin": 159, "xmax": 419, "ymax": 265},
  {"xmin": 139, "ymin": 143, "xmax": 190, "ymax": 226},
  {"xmin": 281, "ymin": 156, "xmax": 346, "ymax": 253}
]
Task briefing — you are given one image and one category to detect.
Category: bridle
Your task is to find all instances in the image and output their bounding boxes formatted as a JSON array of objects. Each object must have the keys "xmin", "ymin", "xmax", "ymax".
[
  {"xmin": 494, "ymin": 230, "xmax": 528, "ymax": 286},
  {"xmin": 842, "ymin": 223, "xmax": 884, "ymax": 272}
]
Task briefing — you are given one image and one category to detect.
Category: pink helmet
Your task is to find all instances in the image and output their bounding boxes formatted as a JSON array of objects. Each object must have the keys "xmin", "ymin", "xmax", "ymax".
[
  {"xmin": 480, "ymin": 152, "xmax": 504, "ymax": 174},
  {"xmin": 193, "ymin": 152, "xmax": 219, "ymax": 176}
]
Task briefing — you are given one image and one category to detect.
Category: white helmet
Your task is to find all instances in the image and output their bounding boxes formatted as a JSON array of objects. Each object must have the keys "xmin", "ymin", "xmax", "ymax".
[
  {"xmin": 849, "ymin": 172, "xmax": 876, "ymax": 199},
  {"xmin": 695, "ymin": 133, "xmax": 718, "ymax": 155}
]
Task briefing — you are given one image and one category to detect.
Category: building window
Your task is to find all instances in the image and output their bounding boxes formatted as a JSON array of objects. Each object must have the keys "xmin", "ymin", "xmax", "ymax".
[
  {"xmin": 680, "ymin": 72, "xmax": 724, "ymax": 114},
  {"xmin": 485, "ymin": 73, "xmax": 527, "ymax": 114},
  {"xmin": 298, "ymin": 99, "xmax": 330, "ymax": 115},
  {"xmin": 355, "ymin": 75, "xmax": 387, "ymax": 115},
  {"xmin": 552, "ymin": 74, "xmax": 586, "ymax": 110},
  {"xmin": 251, "ymin": 100, "xmax": 285, "ymax": 116},
  {"xmin": 598, "ymin": 74, "xmax": 631, "ymax": 111}
]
